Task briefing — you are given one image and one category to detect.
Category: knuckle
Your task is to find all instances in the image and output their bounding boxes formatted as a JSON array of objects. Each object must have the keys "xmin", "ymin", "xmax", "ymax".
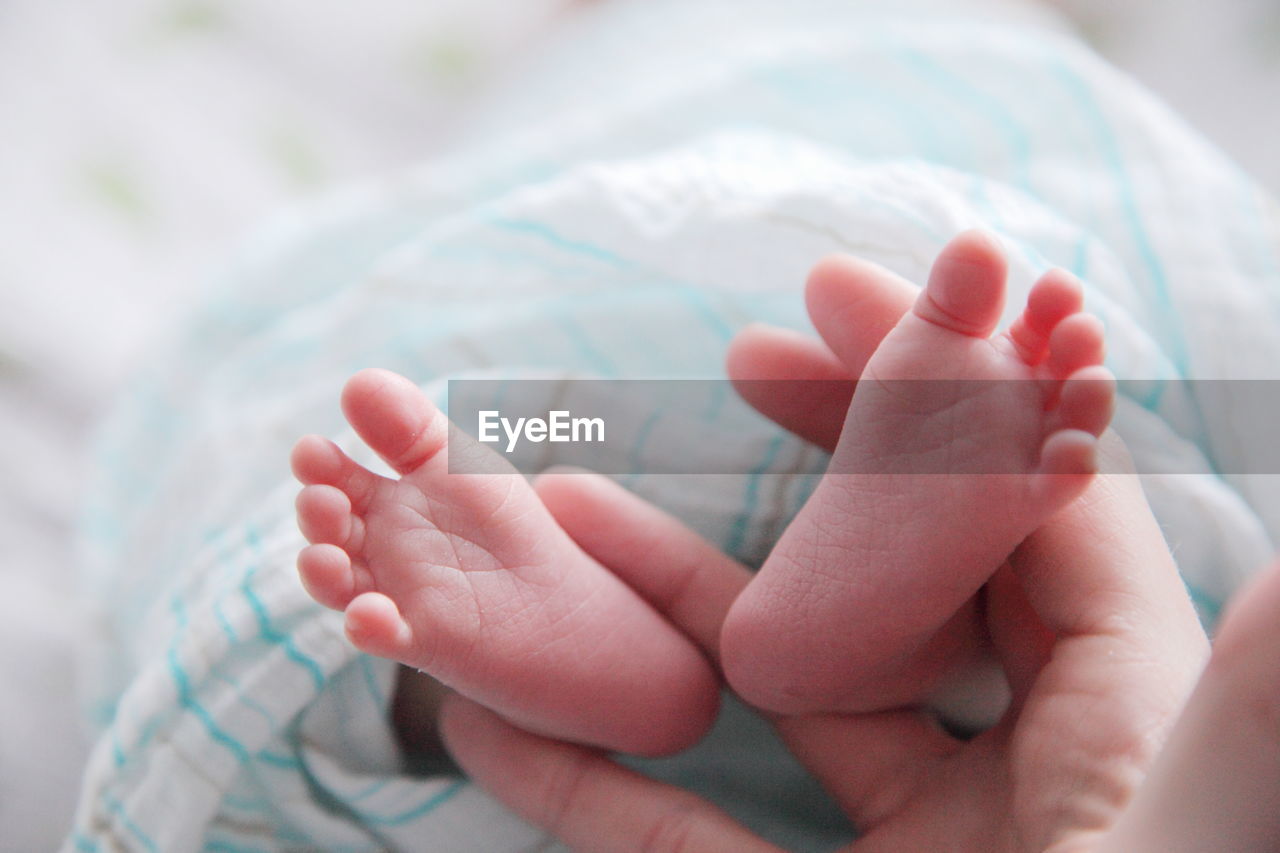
[
  {"xmin": 638, "ymin": 798, "xmax": 702, "ymax": 853},
  {"xmin": 538, "ymin": 749, "xmax": 596, "ymax": 839}
]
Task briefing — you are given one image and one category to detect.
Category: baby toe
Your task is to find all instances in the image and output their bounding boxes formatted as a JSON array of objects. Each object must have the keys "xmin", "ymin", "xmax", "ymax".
[
  {"xmin": 295, "ymin": 484, "xmax": 354, "ymax": 545},
  {"xmin": 1008, "ymin": 268, "xmax": 1084, "ymax": 363},
  {"xmin": 1053, "ymin": 365, "xmax": 1115, "ymax": 438},
  {"xmin": 345, "ymin": 592, "xmax": 416, "ymax": 663},
  {"xmin": 341, "ymin": 369, "xmax": 450, "ymax": 477},
  {"xmin": 1037, "ymin": 429, "xmax": 1099, "ymax": 480},
  {"xmin": 915, "ymin": 230, "xmax": 1009, "ymax": 338},
  {"xmin": 297, "ymin": 544, "xmax": 356, "ymax": 610},
  {"xmin": 290, "ymin": 434, "xmax": 381, "ymax": 512},
  {"xmin": 1047, "ymin": 312, "xmax": 1106, "ymax": 378}
]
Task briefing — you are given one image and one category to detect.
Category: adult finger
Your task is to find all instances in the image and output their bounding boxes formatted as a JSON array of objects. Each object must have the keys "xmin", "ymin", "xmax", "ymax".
[
  {"xmin": 725, "ymin": 324, "xmax": 853, "ymax": 451},
  {"xmin": 534, "ymin": 469, "xmax": 752, "ymax": 664},
  {"xmin": 535, "ymin": 467, "xmax": 963, "ymax": 830},
  {"xmin": 725, "ymin": 254, "xmax": 918, "ymax": 451},
  {"xmin": 1000, "ymin": 433, "xmax": 1210, "ymax": 844},
  {"xmin": 1009, "ymin": 434, "xmax": 1208, "ymax": 685},
  {"xmin": 772, "ymin": 710, "xmax": 958, "ymax": 828},
  {"xmin": 804, "ymin": 253, "xmax": 918, "ymax": 374},
  {"xmin": 1094, "ymin": 561, "xmax": 1280, "ymax": 853},
  {"xmin": 440, "ymin": 695, "xmax": 781, "ymax": 853}
]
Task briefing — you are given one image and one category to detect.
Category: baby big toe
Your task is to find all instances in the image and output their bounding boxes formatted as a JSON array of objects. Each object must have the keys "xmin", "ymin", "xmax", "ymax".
[
  {"xmin": 341, "ymin": 369, "xmax": 449, "ymax": 477},
  {"xmin": 915, "ymin": 230, "xmax": 1009, "ymax": 338}
]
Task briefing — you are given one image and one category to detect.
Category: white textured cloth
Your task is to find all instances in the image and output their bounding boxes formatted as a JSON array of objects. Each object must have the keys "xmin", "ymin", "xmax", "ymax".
[{"xmin": 68, "ymin": 0, "xmax": 1280, "ymax": 850}]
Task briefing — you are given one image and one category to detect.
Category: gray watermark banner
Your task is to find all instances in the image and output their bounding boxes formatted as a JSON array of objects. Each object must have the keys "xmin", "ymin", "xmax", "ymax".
[{"xmin": 444, "ymin": 379, "xmax": 1280, "ymax": 475}]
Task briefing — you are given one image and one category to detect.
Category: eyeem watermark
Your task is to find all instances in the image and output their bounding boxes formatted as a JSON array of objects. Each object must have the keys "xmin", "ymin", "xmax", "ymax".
[
  {"xmin": 449, "ymin": 378, "xmax": 1280, "ymax": 474},
  {"xmin": 477, "ymin": 410, "xmax": 605, "ymax": 453}
]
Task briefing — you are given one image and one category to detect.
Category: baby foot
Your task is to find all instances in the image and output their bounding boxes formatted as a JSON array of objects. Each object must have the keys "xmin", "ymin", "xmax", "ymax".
[
  {"xmin": 292, "ymin": 369, "xmax": 719, "ymax": 755},
  {"xmin": 722, "ymin": 231, "xmax": 1115, "ymax": 714}
]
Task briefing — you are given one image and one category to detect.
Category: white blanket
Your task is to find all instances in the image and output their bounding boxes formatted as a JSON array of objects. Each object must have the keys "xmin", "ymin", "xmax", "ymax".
[{"xmin": 66, "ymin": 0, "xmax": 1280, "ymax": 850}]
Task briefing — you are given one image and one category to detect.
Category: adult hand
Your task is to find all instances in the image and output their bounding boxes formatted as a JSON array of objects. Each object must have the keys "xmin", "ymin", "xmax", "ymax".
[{"xmin": 438, "ymin": 251, "xmax": 1280, "ymax": 851}]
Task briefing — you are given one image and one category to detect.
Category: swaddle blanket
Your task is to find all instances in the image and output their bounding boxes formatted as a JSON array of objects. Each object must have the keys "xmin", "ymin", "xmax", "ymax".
[{"xmin": 68, "ymin": 0, "xmax": 1280, "ymax": 849}]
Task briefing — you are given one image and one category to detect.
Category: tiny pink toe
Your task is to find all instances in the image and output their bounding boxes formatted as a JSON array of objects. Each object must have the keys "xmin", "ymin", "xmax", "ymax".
[
  {"xmin": 1056, "ymin": 365, "xmax": 1116, "ymax": 438},
  {"xmin": 1026, "ymin": 270, "xmax": 1084, "ymax": 331},
  {"xmin": 295, "ymin": 485, "xmax": 353, "ymax": 545},
  {"xmin": 1038, "ymin": 429, "xmax": 1098, "ymax": 478},
  {"xmin": 1030, "ymin": 429, "xmax": 1098, "ymax": 507},
  {"xmin": 290, "ymin": 434, "xmax": 381, "ymax": 512},
  {"xmin": 1008, "ymin": 269, "xmax": 1084, "ymax": 362},
  {"xmin": 915, "ymin": 230, "xmax": 1009, "ymax": 337},
  {"xmin": 291, "ymin": 435, "xmax": 341, "ymax": 485},
  {"xmin": 345, "ymin": 592, "xmax": 415, "ymax": 661},
  {"xmin": 341, "ymin": 369, "xmax": 449, "ymax": 476},
  {"xmin": 1047, "ymin": 313, "xmax": 1106, "ymax": 378},
  {"xmin": 297, "ymin": 544, "xmax": 355, "ymax": 610}
]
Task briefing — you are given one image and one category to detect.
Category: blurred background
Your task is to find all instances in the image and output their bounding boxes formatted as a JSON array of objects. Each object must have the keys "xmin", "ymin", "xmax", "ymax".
[{"xmin": 0, "ymin": 0, "xmax": 1276, "ymax": 848}]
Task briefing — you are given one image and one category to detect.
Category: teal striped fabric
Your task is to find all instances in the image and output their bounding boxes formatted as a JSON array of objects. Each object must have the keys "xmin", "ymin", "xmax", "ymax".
[{"xmin": 68, "ymin": 0, "xmax": 1280, "ymax": 849}]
